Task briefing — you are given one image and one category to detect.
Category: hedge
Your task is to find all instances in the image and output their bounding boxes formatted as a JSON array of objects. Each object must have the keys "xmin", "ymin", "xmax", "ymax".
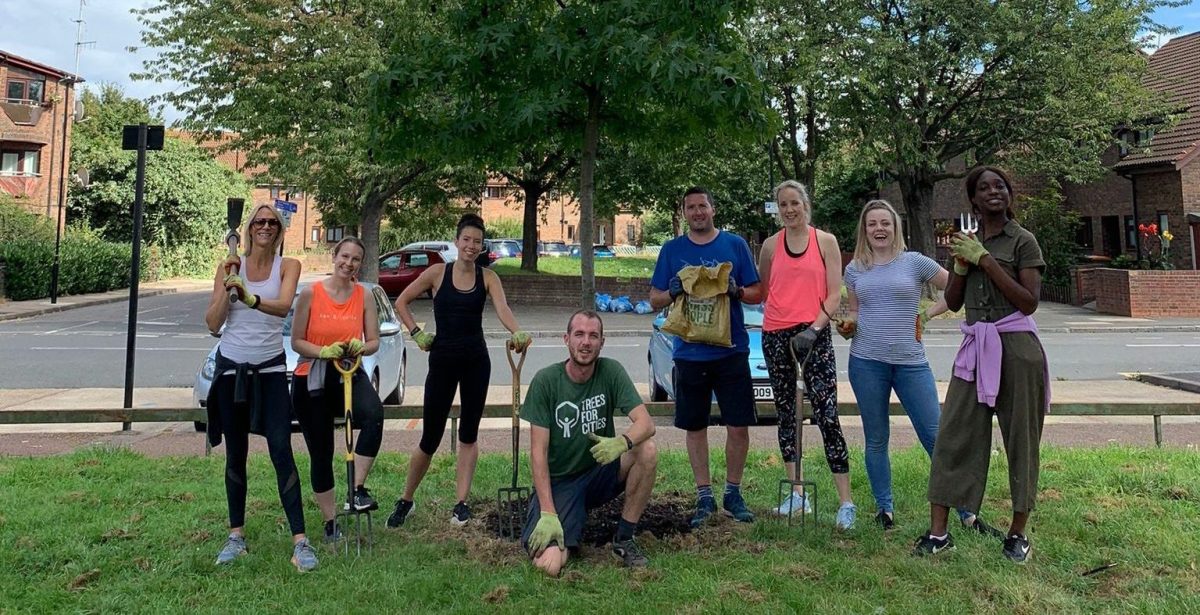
[{"xmin": 0, "ymin": 233, "xmax": 141, "ymax": 301}]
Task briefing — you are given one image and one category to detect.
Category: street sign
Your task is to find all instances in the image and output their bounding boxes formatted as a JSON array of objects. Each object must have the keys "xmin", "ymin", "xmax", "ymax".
[
  {"xmin": 765, "ymin": 201, "xmax": 778, "ymax": 214},
  {"xmin": 278, "ymin": 209, "xmax": 294, "ymax": 227},
  {"xmin": 274, "ymin": 198, "xmax": 298, "ymax": 213}
]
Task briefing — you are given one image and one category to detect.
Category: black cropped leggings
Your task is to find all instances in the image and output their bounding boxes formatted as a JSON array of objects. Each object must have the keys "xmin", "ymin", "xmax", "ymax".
[
  {"xmin": 420, "ymin": 344, "xmax": 490, "ymax": 455},
  {"xmin": 213, "ymin": 372, "xmax": 306, "ymax": 535},
  {"xmin": 293, "ymin": 368, "xmax": 385, "ymax": 494}
]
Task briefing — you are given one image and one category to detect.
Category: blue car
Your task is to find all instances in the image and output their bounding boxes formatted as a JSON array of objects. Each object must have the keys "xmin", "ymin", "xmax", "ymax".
[
  {"xmin": 648, "ymin": 303, "xmax": 776, "ymax": 403},
  {"xmin": 568, "ymin": 244, "xmax": 616, "ymax": 258}
]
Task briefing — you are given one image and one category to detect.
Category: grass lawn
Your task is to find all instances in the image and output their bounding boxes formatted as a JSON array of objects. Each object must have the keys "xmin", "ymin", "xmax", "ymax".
[
  {"xmin": 490, "ymin": 256, "xmax": 657, "ymax": 279},
  {"xmin": 2, "ymin": 445, "xmax": 1197, "ymax": 613}
]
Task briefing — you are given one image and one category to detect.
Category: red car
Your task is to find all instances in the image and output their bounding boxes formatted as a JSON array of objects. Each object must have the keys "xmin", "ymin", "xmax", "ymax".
[{"xmin": 378, "ymin": 249, "xmax": 444, "ymax": 298}]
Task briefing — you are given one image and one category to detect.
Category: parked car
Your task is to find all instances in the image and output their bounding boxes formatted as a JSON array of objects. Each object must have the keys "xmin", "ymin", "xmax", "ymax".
[
  {"xmin": 486, "ymin": 239, "xmax": 522, "ymax": 260},
  {"xmin": 379, "ymin": 249, "xmax": 444, "ymax": 298},
  {"xmin": 647, "ymin": 303, "xmax": 777, "ymax": 403},
  {"xmin": 192, "ymin": 282, "xmax": 407, "ymax": 431},
  {"xmin": 400, "ymin": 241, "xmax": 458, "ymax": 262},
  {"xmin": 538, "ymin": 241, "xmax": 570, "ymax": 257},
  {"xmin": 568, "ymin": 244, "xmax": 616, "ymax": 258}
]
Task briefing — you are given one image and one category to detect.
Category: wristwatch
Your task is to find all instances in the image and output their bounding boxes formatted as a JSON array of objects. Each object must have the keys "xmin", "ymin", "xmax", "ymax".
[{"xmin": 622, "ymin": 434, "xmax": 634, "ymax": 450}]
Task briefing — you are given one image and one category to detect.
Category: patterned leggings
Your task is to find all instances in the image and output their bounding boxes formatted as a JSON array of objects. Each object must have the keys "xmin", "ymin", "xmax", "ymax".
[{"xmin": 762, "ymin": 324, "xmax": 850, "ymax": 474}]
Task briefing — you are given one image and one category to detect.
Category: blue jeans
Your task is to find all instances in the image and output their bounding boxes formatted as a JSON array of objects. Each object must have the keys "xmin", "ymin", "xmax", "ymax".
[{"xmin": 849, "ymin": 355, "xmax": 972, "ymax": 520}]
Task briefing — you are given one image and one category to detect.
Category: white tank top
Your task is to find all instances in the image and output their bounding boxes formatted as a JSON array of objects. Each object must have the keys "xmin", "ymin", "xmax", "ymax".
[{"xmin": 219, "ymin": 254, "xmax": 286, "ymax": 364}]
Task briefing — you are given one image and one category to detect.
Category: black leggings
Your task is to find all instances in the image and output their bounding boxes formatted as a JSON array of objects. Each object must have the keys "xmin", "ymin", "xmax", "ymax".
[
  {"xmin": 213, "ymin": 371, "xmax": 306, "ymax": 535},
  {"xmin": 293, "ymin": 368, "xmax": 385, "ymax": 494},
  {"xmin": 420, "ymin": 344, "xmax": 490, "ymax": 455},
  {"xmin": 763, "ymin": 324, "xmax": 850, "ymax": 474}
]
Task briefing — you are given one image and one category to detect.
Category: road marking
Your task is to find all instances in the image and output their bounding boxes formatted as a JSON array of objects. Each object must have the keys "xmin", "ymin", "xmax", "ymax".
[
  {"xmin": 138, "ymin": 305, "xmax": 169, "ymax": 315},
  {"xmin": 1124, "ymin": 344, "xmax": 1200, "ymax": 348},
  {"xmin": 39, "ymin": 320, "xmax": 99, "ymax": 335},
  {"xmin": 140, "ymin": 321, "xmax": 180, "ymax": 326}
]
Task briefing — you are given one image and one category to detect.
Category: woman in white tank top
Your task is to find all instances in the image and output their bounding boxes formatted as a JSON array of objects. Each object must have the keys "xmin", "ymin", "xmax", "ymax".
[{"xmin": 202, "ymin": 203, "xmax": 315, "ymax": 572}]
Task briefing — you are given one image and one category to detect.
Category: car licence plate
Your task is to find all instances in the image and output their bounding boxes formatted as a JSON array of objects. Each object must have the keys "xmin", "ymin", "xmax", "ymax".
[{"xmin": 753, "ymin": 385, "xmax": 773, "ymax": 401}]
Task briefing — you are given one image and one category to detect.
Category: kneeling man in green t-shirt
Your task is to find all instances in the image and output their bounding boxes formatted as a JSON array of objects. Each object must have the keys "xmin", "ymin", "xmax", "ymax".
[{"xmin": 521, "ymin": 309, "xmax": 658, "ymax": 577}]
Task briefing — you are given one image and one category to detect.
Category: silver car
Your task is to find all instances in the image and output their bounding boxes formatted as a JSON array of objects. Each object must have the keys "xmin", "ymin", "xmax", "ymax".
[
  {"xmin": 400, "ymin": 241, "xmax": 458, "ymax": 262},
  {"xmin": 192, "ymin": 282, "xmax": 407, "ymax": 430}
]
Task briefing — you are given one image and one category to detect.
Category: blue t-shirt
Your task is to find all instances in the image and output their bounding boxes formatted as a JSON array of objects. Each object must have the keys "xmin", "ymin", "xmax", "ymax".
[
  {"xmin": 843, "ymin": 251, "xmax": 940, "ymax": 365},
  {"xmin": 650, "ymin": 231, "xmax": 760, "ymax": 360}
]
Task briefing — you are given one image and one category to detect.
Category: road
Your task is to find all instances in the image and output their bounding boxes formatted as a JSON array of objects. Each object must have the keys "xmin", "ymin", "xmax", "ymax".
[{"xmin": 1, "ymin": 291, "xmax": 1199, "ymax": 389}]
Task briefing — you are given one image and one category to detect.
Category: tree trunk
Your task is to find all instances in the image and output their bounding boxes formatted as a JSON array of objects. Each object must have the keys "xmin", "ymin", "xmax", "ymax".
[
  {"xmin": 358, "ymin": 191, "xmax": 385, "ymax": 283},
  {"xmin": 578, "ymin": 89, "xmax": 602, "ymax": 309},
  {"xmin": 897, "ymin": 170, "xmax": 937, "ymax": 258},
  {"xmin": 519, "ymin": 183, "xmax": 543, "ymax": 272},
  {"xmin": 802, "ymin": 90, "xmax": 818, "ymax": 191}
]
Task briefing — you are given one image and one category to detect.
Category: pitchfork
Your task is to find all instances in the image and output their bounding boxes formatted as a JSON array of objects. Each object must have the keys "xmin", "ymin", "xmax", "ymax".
[
  {"xmin": 778, "ymin": 304, "xmax": 836, "ymax": 529},
  {"xmin": 959, "ymin": 212, "xmax": 979, "ymax": 236},
  {"xmin": 496, "ymin": 342, "xmax": 531, "ymax": 539},
  {"xmin": 334, "ymin": 354, "xmax": 373, "ymax": 556}
]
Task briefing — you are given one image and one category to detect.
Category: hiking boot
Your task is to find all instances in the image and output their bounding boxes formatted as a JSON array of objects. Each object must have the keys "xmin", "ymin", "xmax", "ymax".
[
  {"xmin": 912, "ymin": 532, "xmax": 955, "ymax": 556},
  {"xmin": 1002, "ymin": 533, "xmax": 1031, "ymax": 564},
  {"xmin": 348, "ymin": 485, "xmax": 378, "ymax": 512},
  {"xmin": 876, "ymin": 510, "xmax": 895, "ymax": 531},
  {"xmin": 689, "ymin": 496, "xmax": 717, "ymax": 529},
  {"xmin": 835, "ymin": 503, "xmax": 858, "ymax": 530},
  {"xmin": 450, "ymin": 501, "xmax": 472, "ymax": 526},
  {"xmin": 386, "ymin": 499, "xmax": 414, "ymax": 528},
  {"xmin": 964, "ymin": 516, "xmax": 1004, "ymax": 540},
  {"xmin": 723, "ymin": 492, "xmax": 755, "ymax": 523},
  {"xmin": 215, "ymin": 534, "xmax": 247, "ymax": 565},
  {"xmin": 612, "ymin": 538, "xmax": 649, "ymax": 568},
  {"xmin": 291, "ymin": 538, "xmax": 319, "ymax": 572},
  {"xmin": 773, "ymin": 491, "xmax": 812, "ymax": 516},
  {"xmin": 323, "ymin": 520, "xmax": 342, "ymax": 544}
]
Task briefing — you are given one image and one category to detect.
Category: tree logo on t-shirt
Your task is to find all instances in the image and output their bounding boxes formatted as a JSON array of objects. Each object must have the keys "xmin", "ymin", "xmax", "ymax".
[{"xmin": 555, "ymin": 401, "xmax": 580, "ymax": 438}]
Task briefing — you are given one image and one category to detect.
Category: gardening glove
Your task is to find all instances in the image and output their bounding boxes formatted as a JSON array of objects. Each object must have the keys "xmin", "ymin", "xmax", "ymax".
[
  {"xmin": 528, "ymin": 512, "xmax": 564, "ymax": 554},
  {"xmin": 726, "ymin": 276, "xmax": 743, "ymax": 300},
  {"xmin": 221, "ymin": 255, "xmax": 241, "ymax": 276},
  {"xmin": 790, "ymin": 326, "xmax": 820, "ymax": 361},
  {"xmin": 953, "ymin": 257, "xmax": 970, "ymax": 276},
  {"xmin": 508, "ymin": 330, "xmax": 533, "ymax": 353},
  {"xmin": 916, "ymin": 311, "xmax": 933, "ymax": 342},
  {"xmin": 951, "ymin": 233, "xmax": 989, "ymax": 266},
  {"xmin": 345, "ymin": 338, "xmax": 366, "ymax": 357},
  {"xmin": 836, "ymin": 316, "xmax": 858, "ymax": 340},
  {"xmin": 223, "ymin": 274, "xmax": 258, "ymax": 309},
  {"xmin": 412, "ymin": 330, "xmax": 435, "ymax": 352},
  {"xmin": 318, "ymin": 342, "xmax": 346, "ymax": 360},
  {"xmin": 588, "ymin": 433, "xmax": 629, "ymax": 465},
  {"xmin": 668, "ymin": 276, "xmax": 685, "ymax": 300}
]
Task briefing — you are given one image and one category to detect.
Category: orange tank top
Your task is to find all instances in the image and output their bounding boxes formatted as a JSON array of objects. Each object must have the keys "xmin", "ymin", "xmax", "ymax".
[
  {"xmin": 293, "ymin": 282, "xmax": 365, "ymax": 376},
  {"xmin": 763, "ymin": 226, "xmax": 828, "ymax": 331}
]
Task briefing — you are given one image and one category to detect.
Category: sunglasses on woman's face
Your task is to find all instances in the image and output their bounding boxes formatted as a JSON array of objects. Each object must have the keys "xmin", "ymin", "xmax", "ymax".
[{"xmin": 251, "ymin": 218, "xmax": 281, "ymax": 228}]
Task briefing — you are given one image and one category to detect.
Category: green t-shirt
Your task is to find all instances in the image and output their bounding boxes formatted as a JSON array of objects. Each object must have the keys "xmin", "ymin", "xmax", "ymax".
[{"xmin": 522, "ymin": 357, "xmax": 644, "ymax": 479}]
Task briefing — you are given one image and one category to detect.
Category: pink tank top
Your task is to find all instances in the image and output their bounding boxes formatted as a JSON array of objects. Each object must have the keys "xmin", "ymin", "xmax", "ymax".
[{"xmin": 763, "ymin": 226, "xmax": 827, "ymax": 331}]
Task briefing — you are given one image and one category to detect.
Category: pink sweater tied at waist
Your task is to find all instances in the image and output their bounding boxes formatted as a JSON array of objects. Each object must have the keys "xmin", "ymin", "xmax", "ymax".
[{"xmin": 952, "ymin": 311, "xmax": 1051, "ymax": 412}]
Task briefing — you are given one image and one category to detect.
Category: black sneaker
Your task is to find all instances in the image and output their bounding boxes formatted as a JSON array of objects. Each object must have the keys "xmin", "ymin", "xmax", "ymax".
[
  {"xmin": 612, "ymin": 537, "xmax": 649, "ymax": 568},
  {"xmin": 912, "ymin": 532, "xmax": 955, "ymax": 556},
  {"xmin": 386, "ymin": 499, "xmax": 414, "ymax": 528},
  {"xmin": 876, "ymin": 510, "xmax": 895, "ymax": 531},
  {"xmin": 323, "ymin": 519, "xmax": 343, "ymax": 544},
  {"xmin": 349, "ymin": 485, "xmax": 378, "ymax": 511},
  {"xmin": 1002, "ymin": 533, "xmax": 1031, "ymax": 564},
  {"xmin": 964, "ymin": 516, "xmax": 1005, "ymax": 540},
  {"xmin": 450, "ymin": 501, "xmax": 471, "ymax": 526}
]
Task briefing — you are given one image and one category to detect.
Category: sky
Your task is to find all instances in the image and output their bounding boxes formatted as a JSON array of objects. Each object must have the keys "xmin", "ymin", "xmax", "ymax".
[{"xmin": 2, "ymin": 0, "xmax": 1199, "ymax": 125}]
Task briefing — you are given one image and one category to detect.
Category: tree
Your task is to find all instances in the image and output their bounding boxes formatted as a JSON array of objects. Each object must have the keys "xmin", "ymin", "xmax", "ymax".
[
  {"xmin": 135, "ymin": 0, "xmax": 453, "ymax": 282},
  {"xmin": 827, "ymin": 0, "xmax": 1174, "ymax": 256},
  {"xmin": 372, "ymin": 0, "xmax": 768, "ymax": 307},
  {"xmin": 499, "ymin": 148, "xmax": 577, "ymax": 272}
]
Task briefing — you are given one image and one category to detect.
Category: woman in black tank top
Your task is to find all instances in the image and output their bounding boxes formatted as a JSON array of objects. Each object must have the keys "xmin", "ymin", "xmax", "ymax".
[{"xmin": 389, "ymin": 214, "xmax": 532, "ymax": 527}]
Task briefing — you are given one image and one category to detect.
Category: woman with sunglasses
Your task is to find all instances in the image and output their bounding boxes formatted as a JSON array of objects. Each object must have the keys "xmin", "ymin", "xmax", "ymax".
[{"xmin": 203, "ymin": 204, "xmax": 316, "ymax": 572}]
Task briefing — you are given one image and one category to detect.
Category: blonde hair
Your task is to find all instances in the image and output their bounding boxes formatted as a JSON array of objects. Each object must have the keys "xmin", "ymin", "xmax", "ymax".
[
  {"xmin": 242, "ymin": 203, "xmax": 286, "ymax": 257},
  {"xmin": 772, "ymin": 179, "xmax": 811, "ymax": 226},
  {"xmin": 852, "ymin": 199, "xmax": 906, "ymax": 269}
]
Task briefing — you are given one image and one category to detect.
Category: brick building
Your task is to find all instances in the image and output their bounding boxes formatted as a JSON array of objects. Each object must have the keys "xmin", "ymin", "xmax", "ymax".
[
  {"xmin": 0, "ymin": 51, "xmax": 80, "ymax": 228},
  {"xmin": 480, "ymin": 179, "xmax": 644, "ymax": 246}
]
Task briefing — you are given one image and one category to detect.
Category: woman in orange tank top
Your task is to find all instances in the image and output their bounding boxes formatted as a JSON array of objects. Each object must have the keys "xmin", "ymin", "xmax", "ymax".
[{"xmin": 290, "ymin": 237, "xmax": 385, "ymax": 543}]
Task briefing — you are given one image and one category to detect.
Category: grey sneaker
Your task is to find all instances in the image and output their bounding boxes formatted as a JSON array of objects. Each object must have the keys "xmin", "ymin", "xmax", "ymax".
[
  {"xmin": 291, "ymin": 538, "xmax": 319, "ymax": 572},
  {"xmin": 215, "ymin": 534, "xmax": 247, "ymax": 565},
  {"xmin": 835, "ymin": 503, "xmax": 858, "ymax": 530},
  {"xmin": 612, "ymin": 538, "xmax": 649, "ymax": 567}
]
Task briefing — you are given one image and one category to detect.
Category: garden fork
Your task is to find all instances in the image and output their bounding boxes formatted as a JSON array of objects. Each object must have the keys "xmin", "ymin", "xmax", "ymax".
[
  {"xmin": 779, "ymin": 309, "xmax": 829, "ymax": 530},
  {"xmin": 496, "ymin": 342, "xmax": 531, "ymax": 540},
  {"xmin": 959, "ymin": 212, "xmax": 979, "ymax": 236},
  {"xmin": 334, "ymin": 354, "xmax": 373, "ymax": 556}
]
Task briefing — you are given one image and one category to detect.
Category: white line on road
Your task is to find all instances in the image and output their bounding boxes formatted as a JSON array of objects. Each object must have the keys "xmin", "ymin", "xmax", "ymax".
[
  {"xmin": 138, "ymin": 305, "xmax": 170, "ymax": 315},
  {"xmin": 1124, "ymin": 344, "xmax": 1200, "ymax": 348},
  {"xmin": 30, "ymin": 346, "xmax": 206, "ymax": 351},
  {"xmin": 140, "ymin": 321, "xmax": 180, "ymax": 326},
  {"xmin": 38, "ymin": 320, "xmax": 99, "ymax": 335}
]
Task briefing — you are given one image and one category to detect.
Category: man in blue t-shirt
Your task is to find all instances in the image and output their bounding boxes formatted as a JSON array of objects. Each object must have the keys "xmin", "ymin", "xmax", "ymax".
[{"xmin": 649, "ymin": 186, "xmax": 763, "ymax": 528}]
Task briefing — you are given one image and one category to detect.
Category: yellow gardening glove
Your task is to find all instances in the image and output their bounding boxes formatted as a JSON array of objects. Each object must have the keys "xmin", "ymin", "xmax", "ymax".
[
  {"xmin": 412, "ymin": 330, "xmax": 435, "ymax": 352},
  {"xmin": 345, "ymin": 338, "xmax": 365, "ymax": 357},
  {"xmin": 588, "ymin": 433, "xmax": 629, "ymax": 465},
  {"xmin": 508, "ymin": 330, "xmax": 533, "ymax": 353},
  {"xmin": 221, "ymin": 255, "xmax": 241, "ymax": 276},
  {"xmin": 950, "ymin": 233, "xmax": 989, "ymax": 266},
  {"xmin": 223, "ymin": 274, "xmax": 258, "ymax": 308},
  {"xmin": 318, "ymin": 342, "xmax": 346, "ymax": 360},
  {"xmin": 528, "ymin": 512, "xmax": 564, "ymax": 554},
  {"xmin": 836, "ymin": 316, "xmax": 858, "ymax": 340}
]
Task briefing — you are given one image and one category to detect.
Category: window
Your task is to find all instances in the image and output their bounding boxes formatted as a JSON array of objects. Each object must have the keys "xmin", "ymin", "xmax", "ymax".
[
  {"xmin": 1124, "ymin": 216, "xmax": 1136, "ymax": 252},
  {"xmin": 0, "ymin": 149, "xmax": 40, "ymax": 176},
  {"xmin": 269, "ymin": 186, "xmax": 283, "ymax": 199},
  {"xmin": 311, "ymin": 227, "xmax": 320, "ymax": 243},
  {"xmin": 596, "ymin": 225, "xmax": 606, "ymax": 244},
  {"xmin": 567, "ymin": 225, "xmax": 575, "ymax": 240},
  {"xmin": 325, "ymin": 226, "xmax": 344, "ymax": 242},
  {"xmin": 485, "ymin": 186, "xmax": 502, "ymax": 199},
  {"xmin": 5, "ymin": 78, "xmax": 44, "ymax": 103},
  {"xmin": 1076, "ymin": 217, "xmax": 1094, "ymax": 251},
  {"xmin": 627, "ymin": 223, "xmax": 636, "ymax": 244},
  {"xmin": 409, "ymin": 254, "xmax": 429, "ymax": 267},
  {"xmin": 1157, "ymin": 212, "xmax": 1170, "ymax": 233},
  {"xmin": 380, "ymin": 255, "xmax": 401, "ymax": 270}
]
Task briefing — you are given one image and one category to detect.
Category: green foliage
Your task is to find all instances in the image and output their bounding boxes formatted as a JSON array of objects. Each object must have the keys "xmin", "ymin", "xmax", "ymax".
[
  {"xmin": 640, "ymin": 209, "xmax": 675, "ymax": 246},
  {"xmin": 485, "ymin": 218, "xmax": 524, "ymax": 241},
  {"xmin": 0, "ymin": 225, "xmax": 138, "ymax": 300},
  {"xmin": 1016, "ymin": 187, "xmax": 1081, "ymax": 288},
  {"xmin": 0, "ymin": 194, "xmax": 54, "ymax": 245},
  {"xmin": 812, "ymin": 153, "xmax": 881, "ymax": 249}
]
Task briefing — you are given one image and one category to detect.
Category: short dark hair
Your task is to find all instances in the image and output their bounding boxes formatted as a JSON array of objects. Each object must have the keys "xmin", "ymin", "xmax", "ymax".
[
  {"xmin": 683, "ymin": 186, "xmax": 714, "ymax": 208},
  {"xmin": 566, "ymin": 309, "xmax": 604, "ymax": 336},
  {"xmin": 457, "ymin": 213, "xmax": 486, "ymax": 238},
  {"xmin": 965, "ymin": 166, "xmax": 1017, "ymax": 219}
]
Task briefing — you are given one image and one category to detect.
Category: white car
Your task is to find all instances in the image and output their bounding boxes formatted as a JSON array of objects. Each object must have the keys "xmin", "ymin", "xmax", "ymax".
[
  {"xmin": 192, "ymin": 282, "xmax": 407, "ymax": 430},
  {"xmin": 399, "ymin": 241, "xmax": 458, "ymax": 262}
]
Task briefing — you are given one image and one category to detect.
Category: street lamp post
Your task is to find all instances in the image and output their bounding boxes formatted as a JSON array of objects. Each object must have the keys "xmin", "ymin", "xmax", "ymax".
[{"xmin": 49, "ymin": 76, "xmax": 77, "ymax": 304}]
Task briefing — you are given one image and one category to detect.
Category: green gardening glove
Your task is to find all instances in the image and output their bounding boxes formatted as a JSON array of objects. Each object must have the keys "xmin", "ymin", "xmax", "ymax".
[
  {"xmin": 950, "ymin": 233, "xmax": 989, "ymax": 265},
  {"xmin": 318, "ymin": 342, "xmax": 345, "ymax": 360},
  {"xmin": 528, "ymin": 512, "xmax": 564, "ymax": 554},
  {"xmin": 412, "ymin": 330, "xmax": 435, "ymax": 352},
  {"xmin": 345, "ymin": 338, "xmax": 365, "ymax": 357},
  {"xmin": 509, "ymin": 330, "xmax": 532, "ymax": 353},
  {"xmin": 952, "ymin": 257, "xmax": 970, "ymax": 276},
  {"xmin": 588, "ymin": 433, "xmax": 629, "ymax": 465},
  {"xmin": 223, "ymin": 274, "xmax": 258, "ymax": 308}
]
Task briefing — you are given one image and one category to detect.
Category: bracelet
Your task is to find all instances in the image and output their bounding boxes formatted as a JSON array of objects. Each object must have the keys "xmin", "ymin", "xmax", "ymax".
[
  {"xmin": 622, "ymin": 434, "xmax": 634, "ymax": 450},
  {"xmin": 410, "ymin": 326, "xmax": 421, "ymax": 336},
  {"xmin": 249, "ymin": 294, "xmax": 261, "ymax": 310}
]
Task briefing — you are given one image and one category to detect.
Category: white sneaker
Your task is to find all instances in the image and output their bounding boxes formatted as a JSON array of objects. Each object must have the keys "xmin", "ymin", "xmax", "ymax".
[{"xmin": 773, "ymin": 491, "xmax": 813, "ymax": 516}]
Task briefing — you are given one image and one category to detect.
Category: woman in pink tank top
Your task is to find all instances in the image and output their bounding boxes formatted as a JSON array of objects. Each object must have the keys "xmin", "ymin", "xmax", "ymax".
[{"xmin": 757, "ymin": 180, "xmax": 858, "ymax": 529}]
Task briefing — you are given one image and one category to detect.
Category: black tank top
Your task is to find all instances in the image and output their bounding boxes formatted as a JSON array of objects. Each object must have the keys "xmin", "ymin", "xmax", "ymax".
[{"xmin": 432, "ymin": 263, "xmax": 486, "ymax": 350}]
